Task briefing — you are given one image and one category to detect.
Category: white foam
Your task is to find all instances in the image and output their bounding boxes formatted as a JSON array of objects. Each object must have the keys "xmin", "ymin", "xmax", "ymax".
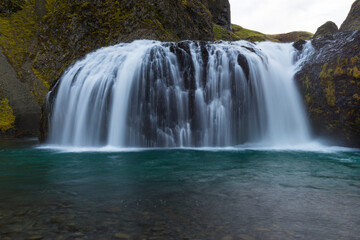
[{"xmin": 37, "ymin": 141, "xmax": 359, "ymax": 154}]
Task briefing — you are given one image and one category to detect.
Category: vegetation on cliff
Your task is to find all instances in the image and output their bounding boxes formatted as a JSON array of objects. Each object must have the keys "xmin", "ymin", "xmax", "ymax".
[
  {"xmin": 268, "ymin": 31, "xmax": 313, "ymax": 43},
  {"xmin": 213, "ymin": 24, "xmax": 313, "ymax": 43},
  {"xmin": 231, "ymin": 24, "xmax": 270, "ymax": 42},
  {"xmin": 0, "ymin": 98, "xmax": 16, "ymax": 132}
]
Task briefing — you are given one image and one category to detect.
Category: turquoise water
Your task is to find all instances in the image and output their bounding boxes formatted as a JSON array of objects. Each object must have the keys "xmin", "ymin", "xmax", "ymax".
[{"xmin": 0, "ymin": 139, "xmax": 359, "ymax": 239}]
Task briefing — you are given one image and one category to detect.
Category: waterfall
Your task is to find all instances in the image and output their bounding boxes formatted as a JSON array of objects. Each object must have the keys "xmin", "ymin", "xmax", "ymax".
[{"xmin": 47, "ymin": 40, "xmax": 312, "ymax": 148}]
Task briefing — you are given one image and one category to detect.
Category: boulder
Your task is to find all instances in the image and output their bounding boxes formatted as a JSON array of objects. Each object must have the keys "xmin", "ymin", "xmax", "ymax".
[{"xmin": 313, "ymin": 21, "xmax": 338, "ymax": 38}]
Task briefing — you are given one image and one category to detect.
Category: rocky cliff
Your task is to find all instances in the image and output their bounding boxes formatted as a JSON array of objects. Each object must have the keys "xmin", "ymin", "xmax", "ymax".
[
  {"xmin": 294, "ymin": 0, "xmax": 360, "ymax": 147},
  {"xmin": 0, "ymin": 0, "xmax": 231, "ymax": 138},
  {"xmin": 340, "ymin": 0, "xmax": 360, "ymax": 31},
  {"xmin": 296, "ymin": 31, "xmax": 360, "ymax": 147}
]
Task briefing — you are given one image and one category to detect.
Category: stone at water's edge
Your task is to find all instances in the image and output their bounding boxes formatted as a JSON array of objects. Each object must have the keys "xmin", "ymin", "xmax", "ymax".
[{"xmin": 296, "ymin": 31, "xmax": 360, "ymax": 147}]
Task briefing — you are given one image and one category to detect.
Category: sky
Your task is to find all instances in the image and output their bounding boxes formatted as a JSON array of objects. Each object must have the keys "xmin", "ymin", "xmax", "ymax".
[{"xmin": 229, "ymin": 0, "xmax": 355, "ymax": 34}]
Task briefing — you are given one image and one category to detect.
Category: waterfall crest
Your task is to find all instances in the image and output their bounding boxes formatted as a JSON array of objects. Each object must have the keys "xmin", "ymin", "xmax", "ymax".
[{"xmin": 47, "ymin": 40, "xmax": 312, "ymax": 148}]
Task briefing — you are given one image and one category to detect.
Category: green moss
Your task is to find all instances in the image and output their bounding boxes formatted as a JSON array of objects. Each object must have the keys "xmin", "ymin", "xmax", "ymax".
[
  {"xmin": 354, "ymin": 93, "xmax": 360, "ymax": 101},
  {"xmin": 213, "ymin": 24, "xmax": 229, "ymax": 41},
  {"xmin": 267, "ymin": 31, "xmax": 313, "ymax": 43},
  {"xmin": 301, "ymin": 76, "xmax": 313, "ymax": 104},
  {"xmin": 326, "ymin": 121, "xmax": 339, "ymax": 132},
  {"xmin": 324, "ymin": 83, "xmax": 336, "ymax": 106},
  {"xmin": 353, "ymin": 66, "xmax": 360, "ymax": 79},
  {"xmin": 319, "ymin": 63, "xmax": 333, "ymax": 80},
  {"xmin": 231, "ymin": 24, "xmax": 268, "ymax": 42},
  {"xmin": 45, "ymin": 0, "xmax": 67, "ymax": 15},
  {"xmin": 0, "ymin": 98, "xmax": 16, "ymax": 131},
  {"xmin": 334, "ymin": 65, "xmax": 346, "ymax": 76},
  {"xmin": 350, "ymin": 56, "xmax": 359, "ymax": 65},
  {"xmin": 319, "ymin": 63, "xmax": 336, "ymax": 106},
  {"xmin": 0, "ymin": 0, "xmax": 37, "ymax": 69},
  {"xmin": 310, "ymin": 108, "xmax": 324, "ymax": 115}
]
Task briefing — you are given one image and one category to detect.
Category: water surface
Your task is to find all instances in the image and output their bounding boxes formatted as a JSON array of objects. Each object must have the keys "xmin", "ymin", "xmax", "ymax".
[{"xmin": 0, "ymin": 139, "xmax": 359, "ymax": 239}]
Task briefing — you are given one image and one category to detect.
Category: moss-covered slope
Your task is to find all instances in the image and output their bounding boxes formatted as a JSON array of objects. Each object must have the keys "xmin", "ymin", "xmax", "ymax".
[
  {"xmin": 268, "ymin": 31, "xmax": 313, "ymax": 43},
  {"xmin": 215, "ymin": 24, "xmax": 313, "ymax": 43}
]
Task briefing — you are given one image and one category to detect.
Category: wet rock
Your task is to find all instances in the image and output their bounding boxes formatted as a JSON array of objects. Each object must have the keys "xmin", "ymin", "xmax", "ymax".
[
  {"xmin": 293, "ymin": 39, "xmax": 307, "ymax": 51},
  {"xmin": 237, "ymin": 54, "xmax": 250, "ymax": 80}
]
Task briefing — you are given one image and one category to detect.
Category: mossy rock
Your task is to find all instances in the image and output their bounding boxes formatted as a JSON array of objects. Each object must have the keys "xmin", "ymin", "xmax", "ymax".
[
  {"xmin": 214, "ymin": 24, "xmax": 240, "ymax": 41},
  {"xmin": 313, "ymin": 21, "xmax": 338, "ymax": 38},
  {"xmin": 0, "ymin": 98, "xmax": 16, "ymax": 132}
]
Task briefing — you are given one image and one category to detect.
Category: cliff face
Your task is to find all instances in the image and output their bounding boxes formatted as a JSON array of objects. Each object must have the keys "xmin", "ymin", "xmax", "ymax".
[
  {"xmin": 296, "ymin": 31, "xmax": 360, "ymax": 147},
  {"xmin": 0, "ymin": 0, "xmax": 231, "ymax": 138},
  {"xmin": 205, "ymin": 0, "xmax": 231, "ymax": 29},
  {"xmin": 340, "ymin": 0, "xmax": 360, "ymax": 31}
]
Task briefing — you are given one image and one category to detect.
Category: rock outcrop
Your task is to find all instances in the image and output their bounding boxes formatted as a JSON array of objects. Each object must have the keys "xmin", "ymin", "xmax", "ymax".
[
  {"xmin": 296, "ymin": 31, "xmax": 360, "ymax": 147},
  {"xmin": 313, "ymin": 21, "xmax": 338, "ymax": 38},
  {"xmin": 206, "ymin": 0, "xmax": 231, "ymax": 29},
  {"xmin": 340, "ymin": 0, "xmax": 360, "ymax": 31},
  {"xmin": 0, "ymin": 49, "xmax": 41, "ymax": 137}
]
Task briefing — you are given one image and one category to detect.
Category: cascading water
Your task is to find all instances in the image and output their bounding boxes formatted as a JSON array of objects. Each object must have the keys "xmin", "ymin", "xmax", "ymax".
[{"xmin": 47, "ymin": 40, "xmax": 312, "ymax": 148}]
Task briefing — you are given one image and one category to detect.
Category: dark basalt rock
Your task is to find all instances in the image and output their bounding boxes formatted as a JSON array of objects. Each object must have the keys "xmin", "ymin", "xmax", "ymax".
[
  {"xmin": 296, "ymin": 31, "xmax": 360, "ymax": 147},
  {"xmin": 39, "ymin": 79, "xmax": 61, "ymax": 143},
  {"xmin": 237, "ymin": 54, "xmax": 250, "ymax": 80},
  {"xmin": 205, "ymin": 0, "xmax": 231, "ymax": 30},
  {"xmin": 293, "ymin": 39, "xmax": 307, "ymax": 51},
  {"xmin": 0, "ymin": 0, "xmax": 24, "ymax": 15}
]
